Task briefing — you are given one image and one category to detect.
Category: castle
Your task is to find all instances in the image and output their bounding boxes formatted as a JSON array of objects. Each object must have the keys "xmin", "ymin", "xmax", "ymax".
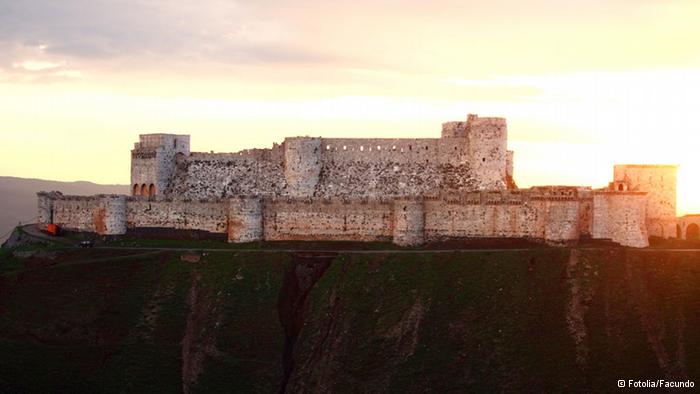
[{"xmin": 37, "ymin": 114, "xmax": 683, "ymax": 248}]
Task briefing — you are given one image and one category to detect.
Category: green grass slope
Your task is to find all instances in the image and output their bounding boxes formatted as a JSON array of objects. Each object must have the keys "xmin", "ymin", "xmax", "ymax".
[{"xmin": 0, "ymin": 247, "xmax": 699, "ymax": 392}]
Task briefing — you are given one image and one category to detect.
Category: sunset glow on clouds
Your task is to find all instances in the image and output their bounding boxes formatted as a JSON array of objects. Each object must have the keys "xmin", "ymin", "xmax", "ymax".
[{"xmin": 1, "ymin": 0, "xmax": 699, "ymax": 214}]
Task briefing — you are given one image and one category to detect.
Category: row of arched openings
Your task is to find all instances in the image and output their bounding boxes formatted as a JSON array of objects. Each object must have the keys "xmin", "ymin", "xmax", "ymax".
[
  {"xmin": 133, "ymin": 183, "xmax": 156, "ymax": 197},
  {"xmin": 676, "ymin": 223, "xmax": 699, "ymax": 240}
]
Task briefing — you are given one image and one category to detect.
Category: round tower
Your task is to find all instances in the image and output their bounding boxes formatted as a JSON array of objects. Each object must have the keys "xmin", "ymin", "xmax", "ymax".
[
  {"xmin": 100, "ymin": 195, "xmax": 127, "ymax": 235},
  {"xmin": 228, "ymin": 196, "xmax": 263, "ymax": 243},
  {"xmin": 392, "ymin": 197, "xmax": 425, "ymax": 246},
  {"xmin": 467, "ymin": 115, "xmax": 508, "ymax": 190},
  {"xmin": 283, "ymin": 137, "xmax": 322, "ymax": 197}
]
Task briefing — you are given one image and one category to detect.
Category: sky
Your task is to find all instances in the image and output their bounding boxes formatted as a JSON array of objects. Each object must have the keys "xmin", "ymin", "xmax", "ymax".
[{"xmin": 1, "ymin": 0, "xmax": 699, "ymax": 214}]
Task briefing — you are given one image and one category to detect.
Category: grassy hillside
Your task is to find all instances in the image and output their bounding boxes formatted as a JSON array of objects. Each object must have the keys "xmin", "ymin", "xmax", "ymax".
[
  {"xmin": 0, "ymin": 176, "xmax": 128, "ymax": 242},
  {"xmin": 1, "ymin": 246, "xmax": 699, "ymax": 392}
]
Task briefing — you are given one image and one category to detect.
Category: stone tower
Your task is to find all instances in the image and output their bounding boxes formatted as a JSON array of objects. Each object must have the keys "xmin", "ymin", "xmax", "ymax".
[
  {"xmin": 130, "ymin": 134, "xmax": 190, "ymax": 198},
  {"xmin": 466, "ymin": 114, "xmax": 509, "ymax": 190},
  {"xmin": 613, "ymin": 164, "xmax": 678, "ymax": 238},
  {"xmin": 283, "ymin": 137, "xmax": 322, "ymax": 197}
]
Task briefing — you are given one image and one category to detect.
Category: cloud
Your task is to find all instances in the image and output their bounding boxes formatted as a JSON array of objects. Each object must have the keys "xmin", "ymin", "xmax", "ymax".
[
  {"xmin": 12, "ymin": 60, "xmax": 64, "ymax": 71},
  {"xmin": 0, "ymin": 0, "xmax": 338, "ymax": 73}
]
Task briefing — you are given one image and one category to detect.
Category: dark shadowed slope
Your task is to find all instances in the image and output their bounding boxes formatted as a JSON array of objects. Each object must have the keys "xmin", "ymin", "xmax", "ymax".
[
  {"xmin": 1, "ymin": 248, "xmax": 699, "ymax": 392},
  {"xmin": 0, "ymin": 176, "xmax": 127, "ymax": 242}
]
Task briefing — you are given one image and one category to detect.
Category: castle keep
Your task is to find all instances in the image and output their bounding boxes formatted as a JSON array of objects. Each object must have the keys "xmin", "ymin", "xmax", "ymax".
[{"xmin": 37, "ymin": 114, "xmax": 678, "ymax": 247}]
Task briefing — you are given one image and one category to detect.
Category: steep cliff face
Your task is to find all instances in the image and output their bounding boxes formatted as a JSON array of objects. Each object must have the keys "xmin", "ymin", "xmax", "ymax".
[{"xmin": 1, "ymin": 248, "xmax": 699, "ymax": 392}]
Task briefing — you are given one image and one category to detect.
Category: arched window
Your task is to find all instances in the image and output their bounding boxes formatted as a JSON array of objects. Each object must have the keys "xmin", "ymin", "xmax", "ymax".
[
  {"xmin": 149, "ymin": 183, "xmax": 156, "ymax": 197},
  {"xmin": 687, "ymin": 223, "xmax": 699, "ymax": 240},
  {"xmin": 133, "ymin": 184, "xmax": 140, "ymax": 196},
  {"xmin": 618, "ymin": 183, "xmax": 624, "ymax": 191},
  {"xmin": 141, "ymin": 184, "xmax": 148, "ymax": 196}
]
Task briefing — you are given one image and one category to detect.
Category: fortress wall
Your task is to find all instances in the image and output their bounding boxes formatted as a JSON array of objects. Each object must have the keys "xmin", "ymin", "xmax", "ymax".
[
  {"xmin": 41, "ymin": 190, "xmax": 646, "ymax": 246},
  {"xmin": 578, "ymin": 197, "xmax": 594, "ymax": 237},
  {"xmin": 392, "ymin": 198, "xmax": 425, "ymax": 246},
  {"xmin": 314, "ymin": 161, "xmax": 451, "ymax": 198},
  {"xmin": 171, "ymin": 155, "xmax": 285, "ymax": 200},
  {"xmin": 592, "ymin": 192, "xmax": 648, "ymax": 247},
  {"xmin": 126, "ymin": 199, "xmax": 228, "ymax": 233},
  {"xmin": 188, "ymin": 144, "xmax": 282, "ymax": 162},
  {"xmin": 284, "ymin": 137, "xmax": 322, "ymax": 197},
  {"xmin": 262, "ymin": 198, "xmax": 393, "ymax": 242},
  {"xmin": 614, "ymin": 165, "xmax": 677, "ymax": 238},
  {"xmin": 544, "ymin": 200, "xmax": 581, "ymax": 243},
  {"xmin": 52, "ymin": 197, "xmax": 101, "ymax": 232},
  {"xmin": 424, "ymin": 199, "xmax": 546, "ymax": 240},
  {"xmin": 227, "ymin": 196, "xmax": 263, "ymax": 243},
  {"xmin": 51, "ymin": 195, "xmax": 128, "ymax": 235},
  {"xmin": 320, "ymin": 138, "xmax": 440, "ymax": 165},
  {"xmin": 319, "ymin": 138, "xmax": 469, "ymax": 166}
]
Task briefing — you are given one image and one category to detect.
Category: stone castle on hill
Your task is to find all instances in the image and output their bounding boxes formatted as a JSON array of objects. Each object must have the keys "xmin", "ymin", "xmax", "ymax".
[{"xmin": 37, "ymin": 114, "xmax": 685, "ymax": 247}]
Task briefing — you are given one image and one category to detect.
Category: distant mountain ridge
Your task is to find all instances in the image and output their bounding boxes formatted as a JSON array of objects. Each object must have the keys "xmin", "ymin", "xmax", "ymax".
[{"xmin": 0, "ymin": 176, "xmax": 128, "ymax": 242}]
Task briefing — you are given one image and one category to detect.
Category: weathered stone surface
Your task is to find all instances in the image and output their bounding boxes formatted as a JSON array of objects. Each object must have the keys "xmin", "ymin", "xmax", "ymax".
[
  {"xmin": 613, "ymin": 165, "xmax": 677, "ymax": 238},
  {"xmin": 36, "ymin": 114, "xmax": 680, "ymax": 248},
  {"xmin": 592, "ymin": 191, "xmax": 649, "ymax": 248}
]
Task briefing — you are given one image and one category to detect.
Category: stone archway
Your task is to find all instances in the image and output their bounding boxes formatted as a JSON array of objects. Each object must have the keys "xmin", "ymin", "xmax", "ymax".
[
  {"xmin": 141, "ymin": 184, "xmax": 148, "ymax": 196},
  {"xmin": 133, "ymin": 184, "xmax": 140, "ymax": 196},
  {"xmin": 148, "ymin": 183, "xmax": 156, "ymax": 197},
  {"xmin": 687, "ymin": 223, "xmax": 700, "ymax": 240}
]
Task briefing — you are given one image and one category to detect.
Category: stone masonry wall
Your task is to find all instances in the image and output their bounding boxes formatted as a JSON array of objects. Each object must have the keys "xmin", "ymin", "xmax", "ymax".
[
  {"xmin": 51, "ymin": 195, "xmax": 128, "ymax": 235},
  {"xmin": 147, "ymin": 114, "xmax": 509, "ymax": 200},
  {"xmin": 43, "ymin": 186, "xmax": 645, "ymax": 247},
  {"xmin": 52, "ymin": 196, "xmax": 100, "ymax": 232},
  {"xmin": 262, "ymin": 197, "xmax": 394, "ymax": 242},
  {"xmin": 423, "ymin": 187, "xmax": 586, "ymax": 244},
  {"xmin": 613, "ymin": 164, "xmax": 677, "ymax": 238},
  {"xmin": 127, "ymin": 198, "xmax": 228, "ymax": 233},
  {"xmin": 228, "ymin": 196, "xmax": 263, "ymax": 243},
  {"xmin": 592, "ymin": 191, "xmax": 648, "ymax": 248},
  {"xmin": 170, "ymin": 148, "xmax": 285, "ymax": 199},
  {"xmin": 393, "ymin": 198, "xmax": 425, "ymax": 246}
]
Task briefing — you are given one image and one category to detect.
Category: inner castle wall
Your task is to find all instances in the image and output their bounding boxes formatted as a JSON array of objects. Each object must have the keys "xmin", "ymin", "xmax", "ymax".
[{"xmin": 155, "ymin": 114, "xmax": 512, "ymax": 201}]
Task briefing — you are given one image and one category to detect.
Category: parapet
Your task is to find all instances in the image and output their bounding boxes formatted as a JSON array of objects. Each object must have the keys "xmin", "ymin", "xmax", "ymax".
[
  {"xmin": 466, "ymin": 114, "xmax": 507, "ymax": 135},
  {"xmin": 134, "ymin": 133, "xmax": 190, "ymax": 151},
  {"xmin": 441, "ymin": 121, "xmax": 468, "ymax": 138}
]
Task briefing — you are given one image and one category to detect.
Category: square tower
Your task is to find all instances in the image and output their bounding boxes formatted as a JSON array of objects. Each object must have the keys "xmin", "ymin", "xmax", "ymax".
[
  {"xmin": 131, "ymin": 133, "xmax": 190, "ymax": 198},
  {"xmin": 613, "ymin": 164, "xmax": 678, "ymax": 238}
]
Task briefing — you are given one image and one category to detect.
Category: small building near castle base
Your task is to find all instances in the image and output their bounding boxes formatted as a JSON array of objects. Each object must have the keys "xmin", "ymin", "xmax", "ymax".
[{"xmin": 36, "ymin": 114, "xmax": 680, "ymax": 248}]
